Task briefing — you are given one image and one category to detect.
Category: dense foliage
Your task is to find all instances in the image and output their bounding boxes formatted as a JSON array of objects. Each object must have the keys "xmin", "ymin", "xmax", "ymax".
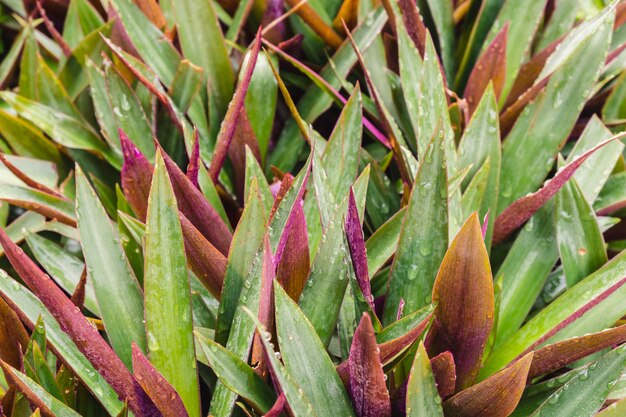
[{"xmin": 1, "ymin": 0, "xmax": 626, "ymax": 416}]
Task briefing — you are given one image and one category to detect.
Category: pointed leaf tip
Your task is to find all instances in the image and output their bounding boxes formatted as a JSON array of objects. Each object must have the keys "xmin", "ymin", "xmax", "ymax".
[
  {"xmin": 427, "ymin": 213, "xmax": 494, "ymax": 391},
  {"xmin": 345, "ymin": 189, "xmax": 375, "ymax": 311},
  {"xmin": 131, "ymin": 344, "xmax": 189, "ymax": 417},
  {"xmin": 348, "ymin": 314, "xmax": 391, "ymax": 417},
  {"xmin": 443, "ymin": 353, "xmax": 532, "ymax": 417}
]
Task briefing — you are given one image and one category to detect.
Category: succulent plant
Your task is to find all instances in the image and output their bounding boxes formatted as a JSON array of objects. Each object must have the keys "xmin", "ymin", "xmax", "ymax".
[{"xmin": 1, "ymin": 0, "xmax": 626, "ymax": 416}]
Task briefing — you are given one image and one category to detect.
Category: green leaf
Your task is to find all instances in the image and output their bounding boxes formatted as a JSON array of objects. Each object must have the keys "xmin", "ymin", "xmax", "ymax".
[
  {"xmin": 556, "ymin": 176, "xmax": 608, "ymax": 287},
  {"xmin": 75, "ymin": 167, "xmax": 145, "ymax": 368},
  {"xmin": 568, "ymin": 116, "xmax": 623, "ymax": 204},
  {"xmin": 0, "ymin": 362, "xmax": 82, "ymax": 417},
  {"xmin": 458, "ymin": 85, "xmax": 501, "ymax": 249},
  {"xmin": 0, "ymin": 109, "xmax": 61, "ymax": 164},
  {"xmin": 215, "ymin": 180, "xmax": 266, "ymax": 345},
  {"xmin": 498, "ymin": 7, "xmax": 614, "ymax": 211},
  {"xmin": 275, "ymin": 281, "xmax": 356, "ymax": 417},
  {"xmin": 0, "ymin": 92, "xmax": 120, "ymax": 168},
  {"xmin": 270, "ymin": 6, "xmax": 387, "ymax": 172},
  {"xmin": 244, "ymin": 307, "xmax": 317, "ymax": 417},
  {"xmin": 244, "ymin": 53, "xmax": 277, "ymax": 161},
  {"xmin": 406, "ymin": 342, "xmax": 444, "ymax": 417},
  {"xmin": 195, "ymin": 332, "xmax": 276, "ymax": 413},
  {"xmin": 172, "ymin": 0, "xmax": 234, "ymax": 124},
  {"xmin": 483, "ymin": 248, "xmax": 626, "ymax": 378},
  {"xmin": 144, "ymin": 152, "xmax": 200, "ymax": 417},
  {"xmin": 420, "ymin": 0, "xmax": 455, "ymax": 80},
  {"xmin": 25, "ymin": 233, "xmax": 99, "ymax": 316},
  {"xmin": 0, "ymin": 183, "xmax": 76, "ymax": 225},
  {"xmin": 365, "ymin": 207, "xmax": 405, "ymax": 278},
  {"xmin": 169, "ymin": 59, "xmax": 204, "ymax": 113},
  {"xmin": 483, "ymin": 0, "xmax": 548, "ymax": 103},
  {"xmin": 103, "ymin": 61, "xmax": 155, "ymax": 159},
  {"xmin": 110, "ymin": 0, "xmax": 180, "ymax": 85},
  {"xmin": 530, "ymin": 345, "xmax": 626, "ymax": 417},
  {"xmin": 0, "ymin": 272, "xmax": 122, "ymax": 415},
  {"xmin": 299, "ymin": 168, "xmax": 369, "ymax": 345},
  {"xmin": 383, "ymin": 128, "xmax": 448, "ymax": 325}
]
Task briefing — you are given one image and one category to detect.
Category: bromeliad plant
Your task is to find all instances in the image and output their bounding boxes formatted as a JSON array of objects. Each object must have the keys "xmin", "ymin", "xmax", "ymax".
[{"xmin": 3, "ymin": 0, "xmax": 626, "ymax": 416}]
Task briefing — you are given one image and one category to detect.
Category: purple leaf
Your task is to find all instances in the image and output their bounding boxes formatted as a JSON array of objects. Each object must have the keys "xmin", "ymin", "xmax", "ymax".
[
  {"xmin": 528, "ymin": 324, "xmax": 626, "ymax": 379},
  {"xmin": 427, "ymin": 213, "xmax": 494, "ymax": 391},
  {"xmin": 226, "ymin": 106, "xmax": 261, "ymax": 201},
  {"xmin": 120, "ymin": 129, "xmax": 153, "ymax": 220},
  {"xmin": 159, "ymin": 144, "xmax": 233, "ymax": 256},
  {"xmin": 131, "ymin": 344, "xmax": 189, "ymax": 417},
  {"xmin": 186, "ymin": 132, "xmax": 201, "ymax": 189},
  {"xmin": 396, "ymin": 0, "xmax": 427, "ymax": 56},
  {"xmin": 0, "ymin": 228, "xmax": 161, "ymax": 417},
  {"xmin": 337, "ymin": 309, "xmax": 433, "ymax": 383},
  {"xmin": 208, "ymin": 28, "xmax": 262, "ymax": 182},
  {"xmin": 275, "ymin": 193, "xmax": 309, "ymax": 302},
  {"xmin": 264, "ymin": 393, "xmax": 287, "ymax": 417},
  {"xmin": 345, "ymin": 189, "xmax": 375, "ymax": 311},
  {"xmin": 179, "ymin": 213, "xmax": 227, "ymax": 299},
  {"xmin": 443, "ymin": 353, "xmax": 532, "ymax": 417},
  {"xmin": 430, "ymin": 351, "xmax": 456, "ymax": 400},
  {"xmin": 494, "ymin": 133, "xmax": 626, "ymax": 243},
  {"xmin": 348, "ymin": 314, "xmax": 391, "ymax": 417}
]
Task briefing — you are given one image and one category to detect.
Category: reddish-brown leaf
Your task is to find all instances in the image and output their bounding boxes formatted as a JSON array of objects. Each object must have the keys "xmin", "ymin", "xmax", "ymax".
[
  {"xmin": 529, "ymin": 324, "xmax": 626, "ymax": 379},
  {"xmin": 430, "ymin": 351, "xmax": 456, "ymax": 399},
  {"xmin": 493, "ymin": 133, "xmax": 626, "ymax": 243},
  {"xmin": 337, "ymin": 309, "xmax": 433, "ymax": 382},
  {"xmin": 427, "ymin": 213, "xmax": 494, "ymax": 391},
  {"xmin": 348, "ymin": 314, "xmax": 391, "ymax": 417},
  {"xmin": 209, "ymin": 29, "xmax": 262, "ymax": 182},
  {"xmin": 159, "ymin": 145, "xmax": 233, "ymax": 256},
  {"xmin": 226, "ymin": 107, "xmax": 261, "ymax": 201},
  {"xmin": 503, "ymin": 38, "xmax": 561, "ymax": 110},
  {"xmin": 134, "ymin": 0, "xmax": 167, "ymax": 29},
  {"xmin": 120, "ymin": 130, "xmax": 153, "ymax": 220},
  {"xmin": 131, "ymin": 344, "xmax": 189, "ymax": 417},
  {"xmin": 70, "ymin": 268, "xmax": 87, "ymax": 310},
  {"xmin": 0, "ymin": 297, "xmax": 28, "ymax": 369},
  {"xmin": 464, "ymin": 25, "xmax": 508, "ymax": 118},
  {"xmin": 179, "ymin": 213, "xmax": 227, "ymax": 299},
  {"xmin": 345, "ymin": 189, "xmax": 375, "ymax": 311},
  {"xmin": 0, "ymin": 153, "xmax": 65, "ymax": 200},
  {"xmin": 0, "ymin": 228, "xmax": 161, "ymax": 417},
  {"xmin": 443, "ymin": 353, "xmax": 532, "ymax": 417},
  {"xmin": 499, "ymin": 78, "xmax": 550, "ymax": 137},
  {"xmin": 275, "ymin": 192, "xmax": 309, "ymax": 302},
  {"xmin": 344, "ymin": 23, "xmax": 413, "ymax": 185},
  {"xmin": 396, "ymin": 0, "xmax": 427, "ymax": 56},
  {"xmin": 264, "ymin": 393, "xmax": 287, "ymax": 417},
  {"xmin": 186, "ymin": 132, "xmax": 201, "ymax": 189}
]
